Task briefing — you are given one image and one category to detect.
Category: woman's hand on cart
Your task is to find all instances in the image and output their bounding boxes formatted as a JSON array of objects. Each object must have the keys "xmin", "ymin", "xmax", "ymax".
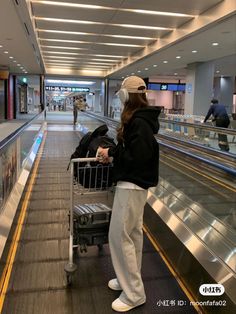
[{"xmin": 96, "ymin": 147, "xmax": 110, "ymax": 163}]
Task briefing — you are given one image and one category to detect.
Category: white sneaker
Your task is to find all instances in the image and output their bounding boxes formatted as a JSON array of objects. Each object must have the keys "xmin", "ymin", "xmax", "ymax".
[
  {"xmin": 112, "ymin": 298, "xmax": 145, "ymax": 312},
  {"xmin": 108, "ymin": 278, "xmax": 122, "ymax": 291}
]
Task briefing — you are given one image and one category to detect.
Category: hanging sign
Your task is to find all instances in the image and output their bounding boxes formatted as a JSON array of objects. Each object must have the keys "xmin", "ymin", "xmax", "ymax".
[{"xmin": 45, "ymin": 86, "xmax": 90, "ymax": 92}]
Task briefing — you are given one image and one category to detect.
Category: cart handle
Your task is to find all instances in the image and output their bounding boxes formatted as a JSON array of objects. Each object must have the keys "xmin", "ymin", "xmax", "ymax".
[{"xmin": 70, "ymin": 157, "xmax": 98, "ymax": 163}]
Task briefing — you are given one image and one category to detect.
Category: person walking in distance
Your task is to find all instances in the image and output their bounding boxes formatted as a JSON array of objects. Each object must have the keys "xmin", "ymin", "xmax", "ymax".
[
  {"xmin": 203, "ymin": 99, "xmax": 230, "ymax": 151},
  {"xmin": 97, "ymin": 76, "xmax": 160, "ymax": 312},
  {"xmin": 73, "ymin": 97, "xmax": 79, "ymax": 125}
]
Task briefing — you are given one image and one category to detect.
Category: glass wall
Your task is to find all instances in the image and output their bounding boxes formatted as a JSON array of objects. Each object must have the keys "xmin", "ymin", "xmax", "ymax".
[{"xmin": 0, "ymin": 113, "xmax": 43, "ymax": 212}]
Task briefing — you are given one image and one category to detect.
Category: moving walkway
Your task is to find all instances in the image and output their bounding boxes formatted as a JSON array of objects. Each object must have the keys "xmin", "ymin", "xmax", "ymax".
[{"xmin": 0, "ymin": 111, "xmax": 235, "ymax": 313}]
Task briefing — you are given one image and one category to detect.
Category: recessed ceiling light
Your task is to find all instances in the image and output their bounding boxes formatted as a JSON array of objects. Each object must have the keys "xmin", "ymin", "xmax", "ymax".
[
  {"xmin": 9, "ymin": 56, "xmax": 13, "ymax": 59},
  {"xmin": 0, "ymin": 45, "xmax": 3, "ymax": 48},
  {"xmin": 131, "ymin": 73, "xmax": 135, "ymax": 75},
  {"xmin": 174, "ymin": 73, "xmax": 178, "ymax": 75},
  {"xmin": 212, "ymin": 42, "xmax": 219, "ymax": 46},
  {"xmin": 163, "ymin": 60, "xmax": 168, "ymax": 63},
  {"xmin": 4, "ymin": 51, "xmax": 8, "ymax": 54},
  {"xmin": 17, "ymin": 64, "xmax": 21, "ymax": 66},
  {"xmin": 216, "ymin": 70, "xmax": 220, "ymax": 73},
  {"xmin": 122, "ymin": 76, "xmax": 124, "ymax": 78},
  {"xmin": 192, "ymin": 50, "xmax": 197, "ymax": 53},
  {"xmin": 153, "ymin": 64, "xmax": 157, "ymax": 67},
  {"xmin": 145, "ymin": 68, "xmax": 149, "ymax": 70},
  {"xmin": 13, "ymin": 60, "xmax": 17, "ymax": 62},
  {"xmin": 176, "ymin": 56, "xmax": 181, "ymax": 59},
  {"xmin": 137, "ymin": 70, "xmax": 141, "ymax": 73}
]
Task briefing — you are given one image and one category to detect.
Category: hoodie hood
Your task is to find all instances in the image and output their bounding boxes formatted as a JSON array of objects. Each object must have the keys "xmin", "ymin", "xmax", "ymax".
[{"xmin": 132, "ymin": 106, "xmax": 161, "ymax": 134}]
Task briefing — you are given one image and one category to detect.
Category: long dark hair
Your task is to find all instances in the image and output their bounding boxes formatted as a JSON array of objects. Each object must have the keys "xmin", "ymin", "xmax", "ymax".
[{"xmin": 117, "ymin": 92, "xmax": 148, "ymax": 143}]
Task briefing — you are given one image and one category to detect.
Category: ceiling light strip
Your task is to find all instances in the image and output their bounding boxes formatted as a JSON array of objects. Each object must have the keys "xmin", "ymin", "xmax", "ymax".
[
  {"xmin": 37, "ymin": 29, "xmax": 155, "ymax": 40},
  {"xmin": 44, "ymin": 59, "xmax": 114, "ymax": 65},
  {"xmin": 42, "ymin": 52, "xmax": 117, "ymax": 61},
  {"xmin": 41, "ymin": 45, "xmax": 88, "ymax": 50},
  {"xmin": 41, "ymin": 46, "xmax": 124, "ymax": 57},
  {"xmin": 35, "ymin": 17, "xmax": 172, "ymax": 31},
  {"xmin": 39, "ymin": 38, "xmax": 142, "ymax": 47},
  {"xmin": 45, "ymin": 65, "xmax": 109, "ymax": 69},
  {"xmin": 46, "ymin": 65, "xmax": 108, "ymax": 70}
]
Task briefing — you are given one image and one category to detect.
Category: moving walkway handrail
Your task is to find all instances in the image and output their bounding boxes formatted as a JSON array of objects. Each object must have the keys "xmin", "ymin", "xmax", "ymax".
[
  {"xmin": 160, "ymin": 140, "xmax": 236, "ymax": 176},
  {"xmin": 158, "ymin": 133, "xmax": 236, "ymax": 159},
  {"xmin": 0, "ymin": 112, "xmax": 43, "ymax": 151}
]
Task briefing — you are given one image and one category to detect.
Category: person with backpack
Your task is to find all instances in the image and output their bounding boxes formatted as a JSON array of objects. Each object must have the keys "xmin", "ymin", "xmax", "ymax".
[{"xmin": 97, "ymin": 76, "xmax": 160, "ymax": 312}]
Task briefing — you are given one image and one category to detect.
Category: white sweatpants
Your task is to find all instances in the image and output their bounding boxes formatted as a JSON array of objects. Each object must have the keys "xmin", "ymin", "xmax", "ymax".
[{"xmin": 109, "ymin": 187, "xmax": 148, "ymax": 306}]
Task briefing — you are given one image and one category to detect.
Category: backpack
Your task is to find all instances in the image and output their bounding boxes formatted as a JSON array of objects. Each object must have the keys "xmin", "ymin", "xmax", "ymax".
[{"xmin": 69, "ymin": 124, "xmax": 116, "ymax": 187}]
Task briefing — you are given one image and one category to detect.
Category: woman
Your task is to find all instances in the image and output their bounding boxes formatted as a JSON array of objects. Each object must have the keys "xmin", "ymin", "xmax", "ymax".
[{"xmin": 98, "ymin": 76, "xmax": 160, "ymax": 312}]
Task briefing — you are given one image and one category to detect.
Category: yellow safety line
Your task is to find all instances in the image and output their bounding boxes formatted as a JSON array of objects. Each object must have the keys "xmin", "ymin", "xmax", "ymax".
[
  {"xmin": 0, "ymin": 132, "xmax": 47, "ymax": 313},
  {"xmin": 143, "ymin": 224, "xmax": 204, "ymax": 314},
  {"xmin": 161, "ymin": 155, "xmax": 236, "ymax": 193}
]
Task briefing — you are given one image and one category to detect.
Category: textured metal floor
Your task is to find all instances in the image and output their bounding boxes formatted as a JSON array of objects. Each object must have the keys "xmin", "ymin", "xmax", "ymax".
[{"xmin": 2, "ymin": 130, "xmax": 197, "ymax": 314}]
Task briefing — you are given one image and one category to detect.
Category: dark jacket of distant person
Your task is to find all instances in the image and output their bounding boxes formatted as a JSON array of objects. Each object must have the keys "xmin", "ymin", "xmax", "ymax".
[{"xmin": 204, "ymin": 99, "xmax": 229, "ymax": 125}]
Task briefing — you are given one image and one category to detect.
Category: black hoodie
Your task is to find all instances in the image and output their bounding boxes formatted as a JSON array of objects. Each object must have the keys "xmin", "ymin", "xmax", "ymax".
[{"xmin": 109, "ymin": 106, "xmax": 160, "ymax": 189}]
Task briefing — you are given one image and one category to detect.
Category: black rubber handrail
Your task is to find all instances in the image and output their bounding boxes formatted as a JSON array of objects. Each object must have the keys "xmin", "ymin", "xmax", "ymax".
[
  {"xmin": 158, "ymin": 133, "xmax": 236, "ymax": 160},
  {"xmin": 160, "ymin": 141, "xmax": 236, "ymax": 176}
]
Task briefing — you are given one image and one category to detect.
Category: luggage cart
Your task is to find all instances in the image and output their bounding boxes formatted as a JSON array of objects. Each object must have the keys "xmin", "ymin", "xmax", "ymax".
[{"xmin": 64, "ymin": 157, "xmax": 114, "ymax": 285}]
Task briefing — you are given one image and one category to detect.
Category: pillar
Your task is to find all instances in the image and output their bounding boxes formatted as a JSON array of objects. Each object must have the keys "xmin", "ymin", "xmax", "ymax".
[
  {"xmin": 219, "ymin": 76, "xmax": 234, "ymax": 113},
  {"xmin": 94, "ymin": 91, "xmax": 101, "ymax": 113},
  {"xmin": 104, "ymin": 78, "xmax": 109, "ymax": 117},
  {"xmin": 184, "ymin": 62, "xmax": 214, "ymax": 116},
  {"xmin": 40, "ymin": 75, "xmax": 45, "ymax": 110}
]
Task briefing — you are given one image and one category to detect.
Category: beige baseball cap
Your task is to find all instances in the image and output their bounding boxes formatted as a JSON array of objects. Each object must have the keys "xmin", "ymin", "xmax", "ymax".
[{"xmin": 121, "ymin": 76, "xmax": 146, "ymax": 93}]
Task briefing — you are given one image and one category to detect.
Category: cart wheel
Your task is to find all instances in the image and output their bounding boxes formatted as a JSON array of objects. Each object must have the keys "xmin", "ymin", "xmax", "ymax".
[
  {"xmin": 64, "ymin": 262, "xmax": 77, "ymax": 287},
  {"xmin": 97, "ymin": 244, "xmax": 103, "ymax": 251},
  {"xmin": 66, "ymin": 274, "xmax": 73, "ymax": 286},
  {"xmin": 79, "ymin": 244, "xmax": 87, "ymax": 253}
]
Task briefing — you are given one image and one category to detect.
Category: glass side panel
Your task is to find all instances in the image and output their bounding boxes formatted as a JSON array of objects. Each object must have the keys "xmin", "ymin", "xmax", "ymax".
[{"xmin": 159, "ymin": 119, "xmax": 236, "ymax": 154}]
